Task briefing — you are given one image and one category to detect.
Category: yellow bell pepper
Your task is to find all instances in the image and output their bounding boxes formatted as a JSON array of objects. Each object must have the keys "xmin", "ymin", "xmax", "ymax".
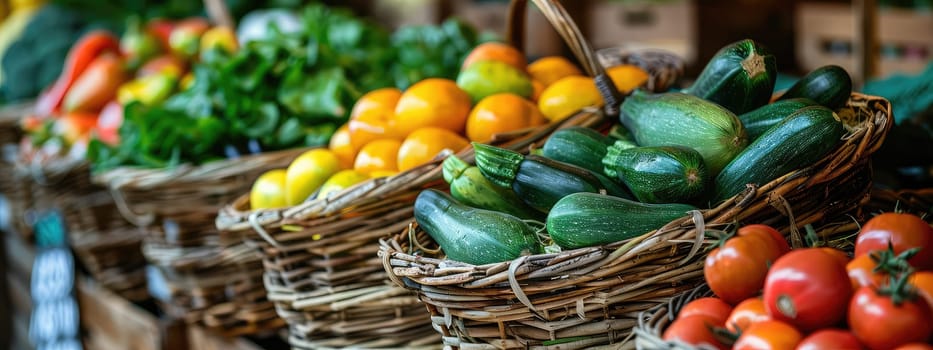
[{"xmin": 117, "ymin": 72, "xmax": 177, "ymax": 106}]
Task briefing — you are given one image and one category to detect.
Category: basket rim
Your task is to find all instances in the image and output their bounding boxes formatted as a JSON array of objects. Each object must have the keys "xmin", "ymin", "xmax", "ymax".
[{"xmin": 93, "ymin": 146, "xmax": 313, "ymax": 191}]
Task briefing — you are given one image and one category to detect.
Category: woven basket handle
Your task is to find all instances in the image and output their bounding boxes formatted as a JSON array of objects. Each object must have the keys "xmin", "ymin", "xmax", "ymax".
[
  {"xmin": 203, "ymin": 0, "xmax": 235, "ymax": 28},
  {"xmin": 506, "ymin": 0, "xmax": 624, "ymax": 117}
]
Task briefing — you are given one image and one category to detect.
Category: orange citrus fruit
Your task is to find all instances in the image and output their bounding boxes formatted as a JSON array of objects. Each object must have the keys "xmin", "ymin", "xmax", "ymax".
[
  {"xmin": 461, "ymin": 42, "xmax": 527, "ymax": 71},
  {"xmin": 329, "ymin": 125, "xmax": 358, "ymax": 169},
  {"xmin": 350, "ymin": 87, "xmax": 402, "ymax": 119},
  {"xmin": 537, "ymin": 76, "xmax": 604, "ymax": 122},
  {"xmin": 530, "ymin": 79, "xmax": 545, "ymax": 102},
  {"xmin": 527, "ymin": 100, "xmax": 548, "ymax": 126},
  {"xmin": 607, "ymin": 64, "xmax": 650, "ymax": 93},
  {"xmin": 348, "ymin": 87, "xmax": 403, "ymax": 149},
  {"xmin": 466, "ymin": 93, "xmax": 541, "ymax": 143},
  {"xmin": 393, "ymin": 78, "xmax": 472, "ymax": 136},
  {"xmin": 354, "ymin": 139, "xmax": 402, "ymax": 176},
  {"xmin": 527, "ymin": 56, "xmax": 583, "ymax": 86},
  {"xmin": 397, "ymin": 127, "xmax": 469, "ymax": 172}
]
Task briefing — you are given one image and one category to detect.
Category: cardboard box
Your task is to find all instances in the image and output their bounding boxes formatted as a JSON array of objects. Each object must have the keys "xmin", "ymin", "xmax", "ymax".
[
  {"xmin": 584, "ymin": 0, "xmax": 698, "ymax": 64},
  {"xmin": 796, "ymin": 3, "xmax": 933, "ymax": 81},
  {"xmin": 449, "ymin": 0, "xmax": 565, "ymax": 59}
]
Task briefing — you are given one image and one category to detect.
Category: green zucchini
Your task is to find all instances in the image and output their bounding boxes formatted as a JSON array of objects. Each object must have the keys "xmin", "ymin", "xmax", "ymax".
[
  {"xmin": 777, "ymin": 65, "xmax": 852, "ymax": 110},
  {"xmin": 619, "ymin": 91, "xmax": 748, "ymax": 176},
  {"xmin": 442, "ymin": 154, "xmax": 544, "ymax": 220},
  {"xmin": 602, "ymin": 144, "xmax": 708, "ymax": 204},
  {"xmin": 474, "ymin": 143, "xmax": 628, "ymax": 212},
  {"xmin": 713, "ymin": 105, "xmax": 846, "ymax": 202},
  {"xmin": 546, "ymin": 192, "xmax": 698, "ymax": 249},
  {"xmin": 541, "ymin": 126, "xmax": 614, "ymax": 174},
  {"xmin": 687, "ymin": 39, "xmax": 777, "ymax": 114},
  {"xmin": 414, "ymin": 189, "xmax": 542, "ymax": 265},
  {"xmin": 739, "ymin": 98, "xmax": 818, "ymax": 141}
]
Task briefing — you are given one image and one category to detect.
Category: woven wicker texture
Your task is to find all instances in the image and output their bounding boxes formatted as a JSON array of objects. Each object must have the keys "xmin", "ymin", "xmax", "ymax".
[
  {"xmin": 380, "ymin": 92, "xmax": 891, "ymax": 349},
  {"xmin": 215, "ymin": 0, "xmax": 684, "ymax": 348},
  {"xmin": 93, "ymin": 145, "xmax": 308, "ymax": 335},
  {"xmin": 64, "ymin": 191, "xmax": 150, "ymax": 301},
  {"xmin": 865, "ymin": 187, "xmax": 933, "ymax": 217}
]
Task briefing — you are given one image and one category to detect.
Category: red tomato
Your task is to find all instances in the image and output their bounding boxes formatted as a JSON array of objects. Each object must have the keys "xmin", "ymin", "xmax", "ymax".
[
  {"xmin": 662, "ymin": 315, "xmax": 728, "ymax": 350},
  {"xmin": 909, "ymin": 271, "xmax": 933, "ymax": 313},
  {"xmin": 726, "ymin": 297, "xmax": 770, "ymax": 333},
  {"xmin": 706, "ymin": 225, "xmax": 788, "ymax": 305},
  {"xmin": 895, "ymin": 344, "xmax": 933, "ymax": 350},
  {"xmin": 819, "ymin": 247, "xmax": 852, "ymax": 266},
  {"xmin": 847, "ymin": 254, "xmax": 887, "ymax": 291},
  {"xmin": 742, "ymin": 224, "xmax": 791, "ymax": 255},
  {"xmin": 763, "ymin": 248, "xmax": 852, "ymax": 331},
  {"xmin": 678, "ymin": 297, "xmax": 733, "ymax": 325},
  {"xmin": 855, "ymin": 212, "xmax": 933, "ymax": 270},
  {"xmin": 733, "ymin": 320, "xmax": 802, "ymax": 350},
  {"xmin": 849, "ymin": 285, "xmax": 933, "ymax": 350},
  {"xmin": 796, "ymin": 329, "xmax": 865, "ymax": 350}
]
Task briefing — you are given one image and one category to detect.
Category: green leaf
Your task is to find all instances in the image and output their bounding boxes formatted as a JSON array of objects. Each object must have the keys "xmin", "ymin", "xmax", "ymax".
[
  {"xmin": 303, "ymin": 122, "xmax": 338, "ymax": 147},
  {"xmin": 273, "ymin": 117, "xmax": 304, "ymax": 147},
  {"xmin": 278, "ymin": 67, "xmax": 348, "ymax": 122}
]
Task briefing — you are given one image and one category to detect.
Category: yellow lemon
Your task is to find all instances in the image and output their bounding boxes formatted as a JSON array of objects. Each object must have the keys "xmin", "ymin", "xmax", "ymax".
[
  {"xmin": 537, "ymin": 76, "xmax": 604, "ymax": 122},
  {"xmin": 285, "ymin": 148, "xmax": 343, "ymax": 205},
  {"xmin": 318, "ymin": 169, "xmax": 370, "ymax": 199},
  {"xmin": 250, "ymin": 169, "xmax": 288, "ymax": 210}
]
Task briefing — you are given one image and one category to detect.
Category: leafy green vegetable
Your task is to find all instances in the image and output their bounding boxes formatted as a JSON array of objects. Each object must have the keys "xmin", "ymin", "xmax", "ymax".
[
  {"xmin": 390, "ymin": 18, "xmax": 480, "ymax": 90},
  {"xmin": 90, "ymin": 4, "xmax": 481, "ymax": 172}
]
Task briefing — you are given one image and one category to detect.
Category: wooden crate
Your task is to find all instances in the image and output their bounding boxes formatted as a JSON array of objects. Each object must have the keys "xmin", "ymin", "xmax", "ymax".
[
  {"xmin": 584, "ymin": 0, "xmax": 698, "ymax": 64},
  {"xmin": 796, "ymin": 2, "xmax": 933, "ymax": 81},
  {"xmin": 77, "ymin": 279, "xmax": 180, "ymax": 350},
  {"xmin": 449, "ymin": 0, "xmax": 565, "ymax": 58}
]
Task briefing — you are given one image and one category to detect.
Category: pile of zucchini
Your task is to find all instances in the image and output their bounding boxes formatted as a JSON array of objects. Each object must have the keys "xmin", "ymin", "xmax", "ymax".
[{"xmin": 416, "ymin": 39, "xmax": 854, "ymax": 265}]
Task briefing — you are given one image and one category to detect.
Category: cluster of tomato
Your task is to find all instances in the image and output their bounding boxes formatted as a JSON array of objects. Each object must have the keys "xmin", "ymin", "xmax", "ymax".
[{"xmin": 663, "ymin": 213, "xmax": 933, "ymax": 350}]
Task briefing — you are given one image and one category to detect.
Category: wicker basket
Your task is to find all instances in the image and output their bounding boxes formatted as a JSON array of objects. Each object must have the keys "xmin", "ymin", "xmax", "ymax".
[
  {"xmin": 1, "ymin": 102, "xmax": 31, "ymax": 237},
  {"xmin": 93, "ymin": 147, "xmax": 305, "ymax": 336},
  {"xmin": 864, "ymin": 187, "xmax": 933, "ymax": 217},
  {"xmin": 215, "ymin": 1, "xmax": 684, "ymax": 348},
  {"xmin": 378, "ymin": 1, "xmax": 892, "ymax": 346},
  {"xmin": 380, "ymin": 91, "xmax": 889, "ymax": 349},
  {"xmin": 63, "ymin": 190, "xmax": 150, "ymax": 302}
]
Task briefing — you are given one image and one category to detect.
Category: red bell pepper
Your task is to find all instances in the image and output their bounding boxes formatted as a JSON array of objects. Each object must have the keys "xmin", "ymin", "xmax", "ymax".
[
  {"xmin": 62, "ymin": 53, "xmax": 128, "ymax": 113},
  {"xmin": 35, "ymin": 31, "xmax": 121, "ymax": 116}
]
